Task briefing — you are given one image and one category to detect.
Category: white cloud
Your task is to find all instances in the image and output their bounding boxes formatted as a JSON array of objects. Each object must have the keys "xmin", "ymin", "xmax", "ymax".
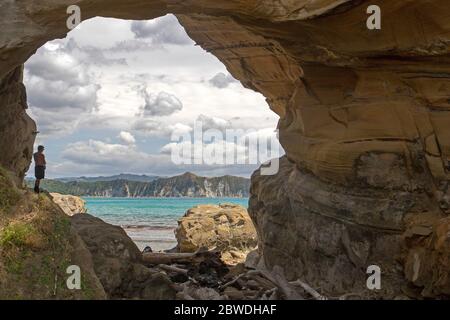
[
  {"xmin": 140, "ymin": 90, "xmax": 183, "ymax": 117},
  {"xmin": 109, "ymin": 39, "xmax": 160, "ymax": 52},
  {"xmin": 196, "ymin": 114, "xmax": 230, "ymax": 131},
  {"xmin": 26, "ymin": 77, "xmax": 99, "ymax": 111},
  {"xmin": 209, "ymin": 72, "xmax": 237, "ymax": 88},
  {"xmin": 63, "ymin": 140, "xmax": 143, "ymax": 166},
  {"xmin": 131, "ymin": 14, "xmax": 193, "ymax": 45},
  {"xmin": 26, "ymin": 45, "xmax": 87, "ymax": 84},
  {"xmin": 171, "ymin": 123, "xmax": 193, "ymax": 137},
  {"xmin": 24, "ymin": 41, "xmax": 100, "ymax": 137},
  {"xmin": 133, "ymin": 119, "xmax": 192, "ymax": 138},
  {"xmin": 64, "ymin": 18, "xmax": 135, "ymax": 49},
  {"xmin": 161, "ymin": 127, "xmax": 283, "ymax": 166},
  {"xmin": 117, "ymin": 131, "xmax": 136, "ymax": 145},
  {"xmin": 53, "ymin": 139, "xmax": 174, "ymax": 176},
  {"xmin": 54, "ymin": 139, "xmax": 264, "ymax": 177}
]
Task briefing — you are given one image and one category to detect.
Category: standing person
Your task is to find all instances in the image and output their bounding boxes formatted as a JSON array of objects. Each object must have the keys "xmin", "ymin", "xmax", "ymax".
[{"xmin": 33, "ymin": 145, "xmax": 46, "ymax": 193}]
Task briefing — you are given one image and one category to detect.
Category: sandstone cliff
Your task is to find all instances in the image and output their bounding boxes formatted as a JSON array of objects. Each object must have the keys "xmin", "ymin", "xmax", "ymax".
[
  {"xmin": 175, "ymin": 203, "xmax": 257, "ymax": 265},
  {"xmin": 0, "ymin": 0, "xmax": 449, "ymax": 299}
]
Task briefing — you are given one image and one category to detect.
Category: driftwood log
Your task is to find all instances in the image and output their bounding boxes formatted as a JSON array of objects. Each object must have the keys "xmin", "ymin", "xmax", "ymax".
[
  {"xmin": 143, "ymin": 252, "xmax": 200, "ymax": 265},
  {"xmin": 141, "ymin": 249, "xmax": 326, "ymax": 300},
  {"xmin": 157, "ymin": 264, "xmax": 189, "ymax": 275},
  {"xmin": 143, "ymin": 247, "xmax": 221, "ymax": 264},
  {"xmin": 270, "ymin": 266, "xmax": 304, "ymax": 300},
  {"xmin": 289, "ymin": 279, "xmax": 327, "ymax": 300}
]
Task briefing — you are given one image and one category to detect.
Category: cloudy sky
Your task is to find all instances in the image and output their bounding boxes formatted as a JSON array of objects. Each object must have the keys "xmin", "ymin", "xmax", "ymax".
[{"xmin": 24, "ymin": 14, "xmax": 281, "ymax": 178}]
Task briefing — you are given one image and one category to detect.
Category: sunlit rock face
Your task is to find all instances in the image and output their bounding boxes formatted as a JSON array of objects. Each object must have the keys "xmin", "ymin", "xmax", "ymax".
[
  {"xmin": 0, "ymin": 0, "xmax": 449, "ymax": 298},
  {"xmin": 50, "ymin": 193, "xmax": 87, "ymax": 216}
]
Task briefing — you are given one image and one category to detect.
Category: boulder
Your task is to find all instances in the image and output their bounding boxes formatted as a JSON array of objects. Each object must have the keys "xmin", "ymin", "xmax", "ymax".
[
  {"xmin": 175, "ymin": 204, "xmax": 257, "ymax": 265},
  {"xmin": 71, "ymin": 214, "xmax": 142, "ymax": 297},
  {"xmin": 50, "ymin": 193, "xmax": 87, "ymax": 216},
  {"xmin": 71, "ymin": 214, "xmax": 176, "ymax": 299}
]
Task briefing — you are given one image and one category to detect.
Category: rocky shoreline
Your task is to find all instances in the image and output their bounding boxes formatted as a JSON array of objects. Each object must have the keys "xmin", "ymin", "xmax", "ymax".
[
  {"xmin": 69, "ymin": 210, "xmax": 323, "ymax": 300},
  {"xmin": 44, "ymin": 193, "xmax": 268, "ymax": 299},
  {"xmin": 47, "ymin": 193, "xmax": 319, "ymax": 300},
  {"xmin": 51, "ymin": 193, "xmax": 257, "ymax": 264}
]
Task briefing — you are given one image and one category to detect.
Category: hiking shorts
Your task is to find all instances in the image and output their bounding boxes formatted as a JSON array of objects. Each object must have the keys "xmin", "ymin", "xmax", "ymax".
[{"xmin": 35, "ymin": 166, "xmax": 45, "ymax": 179}]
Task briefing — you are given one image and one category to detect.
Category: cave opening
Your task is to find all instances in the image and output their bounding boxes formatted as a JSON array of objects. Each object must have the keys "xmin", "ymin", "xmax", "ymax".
[{"xmin": 22, "ymin": 14, "xmax": 281, "ymax": 256}]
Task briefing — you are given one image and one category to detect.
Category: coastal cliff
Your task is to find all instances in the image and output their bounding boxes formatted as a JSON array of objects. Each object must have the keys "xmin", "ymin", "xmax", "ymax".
[{"xmin": 33, "ymin": 173, "xmax": 250, "ymax": 198}]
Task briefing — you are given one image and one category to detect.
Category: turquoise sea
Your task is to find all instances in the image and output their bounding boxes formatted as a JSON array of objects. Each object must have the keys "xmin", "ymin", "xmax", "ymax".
[{"xmin": 83, "ymin": 197, "xmax": 249, "ymax": 251}]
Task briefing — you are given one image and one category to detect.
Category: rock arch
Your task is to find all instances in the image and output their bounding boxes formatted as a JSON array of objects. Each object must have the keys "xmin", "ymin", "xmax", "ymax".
[{"xmin": 0, "ymin": 0, "xmax": 449, "ymax": 298}]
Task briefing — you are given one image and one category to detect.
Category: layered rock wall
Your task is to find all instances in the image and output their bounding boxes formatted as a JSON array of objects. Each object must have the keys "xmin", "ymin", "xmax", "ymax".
[{"xmin": 250, "ymin": 157, "xmax": 449, "ymax": 298}]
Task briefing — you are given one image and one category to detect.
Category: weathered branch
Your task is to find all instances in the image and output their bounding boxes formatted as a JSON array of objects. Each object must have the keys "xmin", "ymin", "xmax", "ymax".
[
  {"xmin": 158, "ymin": 264, "xmax": 189, "ymax": 275},
  {"xmin": 270, "ymin": 265, "xmax": 304, "ymax": 300},
  {"xmin": 143, "ymin": 252, "xmax": 199, "ymax": 265},
  {"xmin": 289, "ymin": 279, "xmax": 327, "ymax": 300}
]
